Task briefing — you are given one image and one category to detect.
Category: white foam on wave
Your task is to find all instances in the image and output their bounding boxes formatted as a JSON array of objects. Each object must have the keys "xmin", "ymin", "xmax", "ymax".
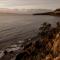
[
  {"xmin": 6, "ymin": 47, "xmax": 20, "ymax": 52},
  {"xmin": 0, "ymin": 51, "xmax": 4, "ymax": 58}
]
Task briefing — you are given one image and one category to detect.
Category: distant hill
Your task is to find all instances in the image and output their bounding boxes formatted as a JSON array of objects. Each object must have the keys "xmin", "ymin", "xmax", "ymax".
[
  {"xmin": 22, "ymin": 9, "xmax": 51, "ymax": 14},
  {"xmin": 33, "ymin": 8, "xmax": 60, "ymax": 16},
  {"xmin": 54, "ymin": 8, "xmax": 60, "ymax": 15}
]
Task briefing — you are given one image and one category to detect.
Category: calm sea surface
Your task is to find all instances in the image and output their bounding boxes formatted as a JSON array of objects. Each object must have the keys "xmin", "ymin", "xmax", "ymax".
[
  {"xmin": 0, "ymin": 15, "xmax": 60, "ymax": 41},
  {"xmin": 0, "ymin": 14, "xmax": 60, "ymax": 50}
]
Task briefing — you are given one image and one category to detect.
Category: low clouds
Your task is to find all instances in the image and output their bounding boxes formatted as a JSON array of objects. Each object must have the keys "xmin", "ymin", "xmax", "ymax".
[{"xmin": 0, "ymin": 0, "xmax": 60, "ymax": 9}]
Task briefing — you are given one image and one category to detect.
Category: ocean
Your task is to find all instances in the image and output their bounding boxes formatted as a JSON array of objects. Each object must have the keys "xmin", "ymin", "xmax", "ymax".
[{"xmin": 0, "ymin": 14, "xmax": 60, "ymax": 50}]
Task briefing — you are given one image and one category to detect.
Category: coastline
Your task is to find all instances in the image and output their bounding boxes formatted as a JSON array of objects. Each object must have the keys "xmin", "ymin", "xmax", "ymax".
[
  {"xmin": 0, "ymin": 22, "xmax": 60, "ymax": 60},
  {"xmin": 33, "ymin": 9, "xmax": 60, "ymax": 16}
]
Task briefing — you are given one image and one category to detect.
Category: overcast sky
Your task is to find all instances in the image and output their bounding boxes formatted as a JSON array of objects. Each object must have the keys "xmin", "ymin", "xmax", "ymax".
[{"xmin": 0, "ymin": 0, "xmax": 60, "ymax": 10}]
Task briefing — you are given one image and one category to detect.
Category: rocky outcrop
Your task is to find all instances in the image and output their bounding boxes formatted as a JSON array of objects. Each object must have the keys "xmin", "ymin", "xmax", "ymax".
[
  {"xmin": 45, "ymin": 33, "xmax": 60, "ymax": 60},
  {"xmin": 0, "ymin": 22, "xmax": 60, "ymax": 60},
  {"xmin": 15, "ymin": 22, "xmax": 60, "ymax": 60}
]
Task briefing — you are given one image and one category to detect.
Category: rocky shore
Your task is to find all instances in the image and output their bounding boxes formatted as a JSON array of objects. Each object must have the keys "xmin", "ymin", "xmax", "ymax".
[{"xmin": 0, "ymin": 22, "xmax": 60, "ymax": 60}]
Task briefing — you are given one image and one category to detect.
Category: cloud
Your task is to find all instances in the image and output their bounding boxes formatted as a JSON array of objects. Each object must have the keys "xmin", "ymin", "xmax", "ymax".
[{"xmin": 0, "ymin": 0, "xmax": 60, "ymax": 9}]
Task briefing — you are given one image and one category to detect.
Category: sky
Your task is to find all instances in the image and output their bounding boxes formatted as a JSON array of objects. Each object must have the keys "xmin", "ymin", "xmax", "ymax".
[{"xmin": 0, "ymin": 0, "xmax": 60, "ymax": 10}]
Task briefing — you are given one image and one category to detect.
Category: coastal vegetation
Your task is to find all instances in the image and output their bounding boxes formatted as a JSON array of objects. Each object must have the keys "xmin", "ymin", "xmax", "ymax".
[{"xmin": 0, "ymin": 22, "xmax": 60, "ymax": 60}]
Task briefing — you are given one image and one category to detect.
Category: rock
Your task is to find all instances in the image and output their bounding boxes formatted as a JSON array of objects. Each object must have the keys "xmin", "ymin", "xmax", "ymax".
[
  {"xmin": 45, "ymin": 54, "xmax": 53, "ymax": 60},
  {"xmin": 52, "ymin": 36, "xmax": 60, "ymax": 56},
  {"xmin": 54, "ymin": 55, "xmax": 60, "ymax": 60}
]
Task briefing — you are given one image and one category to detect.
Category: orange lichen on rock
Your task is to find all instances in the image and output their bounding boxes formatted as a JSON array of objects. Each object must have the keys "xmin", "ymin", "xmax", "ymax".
[
  {"xmin": 52, "ymin": 34, "xmax": 60, "ymax": 56},
  {"xmin": 45, "ymin": 54, "xmax": 53, "ymax": 60},
  {"xmin": 54, "ymin": 55, "xmax": 60, "ymax": 60}
]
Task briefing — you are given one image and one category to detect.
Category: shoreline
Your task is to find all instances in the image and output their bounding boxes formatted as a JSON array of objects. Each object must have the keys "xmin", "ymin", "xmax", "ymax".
[{"xmin": 0, "ymin": 22, "xmax": 60, "ymax": 60}]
